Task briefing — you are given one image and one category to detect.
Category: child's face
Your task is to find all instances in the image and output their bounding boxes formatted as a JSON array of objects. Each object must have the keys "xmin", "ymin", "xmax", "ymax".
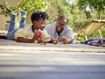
[{"xmin": 33, "ymin": 19, "xmax": 47, "ymax": 30}]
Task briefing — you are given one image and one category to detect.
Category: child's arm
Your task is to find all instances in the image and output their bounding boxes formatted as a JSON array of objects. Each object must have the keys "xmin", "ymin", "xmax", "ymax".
[{"xmin": 16, "ymin": 34, "xmax": 38, "ymax": 43}]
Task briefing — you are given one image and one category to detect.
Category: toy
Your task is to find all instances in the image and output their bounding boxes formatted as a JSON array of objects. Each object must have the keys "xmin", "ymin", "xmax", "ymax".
[
  {"xmin": 34, "ymin": 29, "xmax": 51, "ymax": 43},
  {"xmin": 34, "ymin": 29, "xmax": 42, "ymax": 40},
  {"xmin": 52, "ymin": 40, "xmax": 57, "ymax": 44},
  {"xmin": 40, "ymin": 43, "xmax": 46, "ymax": 45}
]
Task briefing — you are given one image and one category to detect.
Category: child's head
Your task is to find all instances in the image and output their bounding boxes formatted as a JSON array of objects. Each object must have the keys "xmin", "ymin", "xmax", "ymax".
[{"xmin": 31, "ymin": 11, "xmax": 49, "ymax": 30}]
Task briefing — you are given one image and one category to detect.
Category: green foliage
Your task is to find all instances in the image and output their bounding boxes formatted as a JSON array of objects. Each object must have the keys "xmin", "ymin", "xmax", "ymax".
[
  {"xmin": 0, "ymin": 0, "xmax": 48, "ymax": 16},
  {"xmin": 0, "ymin": 0, "xmax": 16, "ymax": 16},
  {"xmin": 77, "ymin": 0, "xmax": 105, "ymax": 11},
  {"xmin": 76, "ymin": 36, "xmax": 86, "ymax": 41},
  {"xmin": 77, "ymin": 0, "xmax": 105, "ymax": 19},
  {"xmin": 18, "ymin": 0, "xmax": 48, "ymax": 13},
  {"xmin": 47, "ymin": 0, "xmax": 74, "ymax": 27}
]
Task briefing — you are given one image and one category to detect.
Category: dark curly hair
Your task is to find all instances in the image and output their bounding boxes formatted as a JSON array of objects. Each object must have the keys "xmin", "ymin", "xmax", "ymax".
[{"xmin": 31, "ymin": 11, "xmax": 49, "ymax": 23}]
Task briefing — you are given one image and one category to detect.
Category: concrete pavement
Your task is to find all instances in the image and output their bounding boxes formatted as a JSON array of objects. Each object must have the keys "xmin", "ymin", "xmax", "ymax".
[
  {"xmin": 0, "ymin": 39, "xmax": 105, "ymax": 79},
  {"xmin": 0, "ymin": 50, "xmax": 105, "ymax": 79},
  {"xmin": 0, "ymin": 39, "xmax": 105, "ymax": 53}
]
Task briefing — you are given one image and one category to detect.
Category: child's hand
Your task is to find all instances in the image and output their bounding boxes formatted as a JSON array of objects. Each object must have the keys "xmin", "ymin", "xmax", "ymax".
[
  {"xmin": 38, "ymin": 39, "xmax": 43, "ymax": 43},
  {"xmin": 60, "ymin": 36, "xmax": 68, "ymax": 44},
  {"xmin": 32, "ymin": 34, "xmax": 39, "ymax": 41}
]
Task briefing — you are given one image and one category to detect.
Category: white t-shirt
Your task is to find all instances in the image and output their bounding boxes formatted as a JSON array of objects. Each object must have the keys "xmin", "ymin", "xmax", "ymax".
[{"xmin": 45, "ymin": 22, "xmax": 74, "ymax": 41}]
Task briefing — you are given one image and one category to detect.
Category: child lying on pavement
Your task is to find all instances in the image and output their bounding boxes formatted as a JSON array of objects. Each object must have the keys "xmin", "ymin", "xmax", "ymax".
[{"xmin": 6, "ymin": 11, "xmax": 51, "ymax": 43}]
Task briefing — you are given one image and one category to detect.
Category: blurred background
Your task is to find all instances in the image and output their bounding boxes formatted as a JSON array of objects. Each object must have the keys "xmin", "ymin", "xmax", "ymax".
[{"xmin": 0, "ymin": 0, "xmax": 105, "ymax": 41}]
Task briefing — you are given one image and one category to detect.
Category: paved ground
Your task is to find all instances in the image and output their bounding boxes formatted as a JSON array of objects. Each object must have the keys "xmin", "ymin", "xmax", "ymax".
[
  {"xmin": 0, "ymin": 39, "xmax": 105, "ymax": 52},
  {"xmin": 0, "ymin": 50, "xmax": 105, "ymax": 79},
  {"xmin": 0, "ymin": 39, "xmax": 105, "ymax": 79}
]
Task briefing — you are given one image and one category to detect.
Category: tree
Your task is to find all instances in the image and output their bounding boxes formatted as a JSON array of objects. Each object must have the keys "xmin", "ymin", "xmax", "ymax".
[
  {"xmin": 0, "ymin": 0, "xmax": 48, "ymax": 16},
  {"xmin": 77, "ymin": 0, "xmax": 105, "ymax": 19},
  {"xmin": 0, "ymin": 0, "xmax": 49, "ymax": 25}
]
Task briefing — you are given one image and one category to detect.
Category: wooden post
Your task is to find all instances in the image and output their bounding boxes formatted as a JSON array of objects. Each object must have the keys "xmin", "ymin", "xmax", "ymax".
[
  {"xmin": 98, "ymin": 29, "xmax": 103, "ymax": 38},
  {"xmin": 83, "ymin": 29, "xmax": 88, "ymax": 40}
]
